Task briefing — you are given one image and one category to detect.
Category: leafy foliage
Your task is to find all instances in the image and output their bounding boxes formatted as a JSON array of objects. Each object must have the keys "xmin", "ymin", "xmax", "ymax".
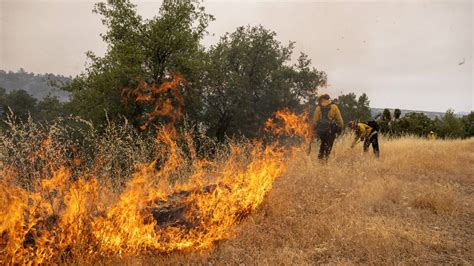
[
  {"xmin": 394, "ymin": 108, "xmax": 401, "ymax": 120},
  {"xmin": 461, "ymin": 112, "xmax": 474, "ymax": 137},
  {"xmin": 0, "ymin": 88, "xmax": 35, "ymax": 121},
  {"xmin": 397, "ymin": 112, "xmax": 434, "ymax": 137},
  {"xmin": 65, "ymin": 0, "xmax": 213, "ymax": 128},
  {"xmin": 63, "ymin": 0, "xmax": 326, "ymax": 140},
  {"xmin": 434, "ymin": 110, "xmax": 465, "ymax": 138},
  {"xmin": 377, "ymin": 108, "xmax": 472, "ymax": 139},
  {"xmin": 203, "ymin": 26, "xmax": 326, "ymax": 140},
  {"xmin": 0, "ymin": 87, "xmax": 67, "ymax": 124},
  {"xmin": 336, "ymin": 92, "xmax": 371, "ymax": 125}
]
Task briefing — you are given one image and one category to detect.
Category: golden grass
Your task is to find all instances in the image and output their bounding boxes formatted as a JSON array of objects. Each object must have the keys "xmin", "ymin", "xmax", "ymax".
[{"xmin": 121, "ymin": 135, "xmax": 473, "ymax": 264}]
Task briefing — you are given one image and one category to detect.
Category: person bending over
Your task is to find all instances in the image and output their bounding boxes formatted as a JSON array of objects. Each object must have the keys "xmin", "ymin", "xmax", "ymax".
[{"xmin": 349, "ymin": 121, "xmax": 380, "ymax": 157}]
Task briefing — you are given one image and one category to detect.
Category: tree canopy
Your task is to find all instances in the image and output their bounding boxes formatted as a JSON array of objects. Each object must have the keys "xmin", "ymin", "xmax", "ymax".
[
  {"xmin": 65, "ymin": 0, "xmax": 326, "ymax": 140},
  {"xmin": 65, "ymin": 0, "xmax": 213, "ymax": 128},
  {"xmin": 203, "ymin": 26, "xmax": 326, "ymax": 140},
  {"xmin": 336, "ymin": 92, "xmax": 371, "ymax": 124}
]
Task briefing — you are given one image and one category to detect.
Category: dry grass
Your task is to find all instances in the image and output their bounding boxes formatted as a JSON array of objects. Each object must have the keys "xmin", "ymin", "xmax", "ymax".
[
  {"xmin": 1, "ymin": 117, "xmax": 472, "ymax": 264},
  {"xmin": 129, "ymin": 135, "xmax": 474, "ymax": 264}
]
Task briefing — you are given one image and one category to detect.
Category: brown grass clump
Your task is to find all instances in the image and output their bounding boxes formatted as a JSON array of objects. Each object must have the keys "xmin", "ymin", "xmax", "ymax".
[{"xmin": 412, "ymin": 184, "xmax": 460, "ymax": 215}]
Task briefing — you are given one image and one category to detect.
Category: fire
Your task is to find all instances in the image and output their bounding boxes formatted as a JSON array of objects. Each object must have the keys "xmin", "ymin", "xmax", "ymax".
[
  {"xmin": 122, "ymin": 75, "xmax": 184, "ymax": 131},
  {"xmin": 264, "ymin": 108, "xmax": 312, "ymax": 141},
  {"xmin": 0, "ymin": 75, "xmax": 308, "ymax": 264}
]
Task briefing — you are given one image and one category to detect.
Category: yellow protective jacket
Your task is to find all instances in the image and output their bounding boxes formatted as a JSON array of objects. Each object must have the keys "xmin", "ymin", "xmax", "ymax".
[
  {"xmin": 312, "ymin": 99, "xmax": 344, "ymax": 132},
  {"xmin": 354, "ymin": 122, "xmax": 376, "ymax": 141}
]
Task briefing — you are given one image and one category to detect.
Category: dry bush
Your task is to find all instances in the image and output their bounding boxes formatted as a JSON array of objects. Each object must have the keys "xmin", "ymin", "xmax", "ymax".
[
  {"xmin": 0, "ymin": 114, "xmax": 226, "ymax": 190},
  {"xmin": 0, "ymin": 113, "xmax": 157, "ymax": 190}
]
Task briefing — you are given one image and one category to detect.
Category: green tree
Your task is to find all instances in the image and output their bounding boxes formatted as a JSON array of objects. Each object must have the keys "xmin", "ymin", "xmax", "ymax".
[
  {"xmin": 0, "ymin": 87, "xmax": 6, "ymax": 104},
  {"xmin": 378, "ymin": 108, "xmax": 392, "ymax": 133},
  {"xmin": 356, "ymin": 93, "xmax": 371, "ymax": 121},
  {"xmin": 461, "ymin": 112, "xmax": 474, "ymax": 137},
  {"xmin": 435, "ymin": 110, "xmax": 465, "ymax": 138},
  {"xmin": 336, "ymin": 93, "xmax": 371, "ymax": 125},
  {"xmin": 203, "ymin": 26, "xmax": 326, "ymax": 140},
  {"xmin": 2, "ymin": 90, "xmax": 37, "ymax": 121},
  {"xmin": 66, "ymin": 0, "xmax": 213, "ymax": 128},
  {"xmin": 336, "ymin": 93, "xmax": 358, "ymax": 124},
  {"xmin": 36, "ymin": 95, "xmax": 66, "ymax": 121},
  {"xmin": 397, "ymin": 112, "xmax": 433, "ymax": 136},
  {"xmin": 394, "ymin": 108, "xmax": 401, "ymax": 120},
  {"xmin": 0, "ymin": 87, "xmax": 6, "ymax": 118},
  {"xmin": 382, "ymin": 108, "xmax": 392, "ymax": 121},
  {"xmin": 391, "ymin": 109, "xmax": 402, "ymax": 135}
]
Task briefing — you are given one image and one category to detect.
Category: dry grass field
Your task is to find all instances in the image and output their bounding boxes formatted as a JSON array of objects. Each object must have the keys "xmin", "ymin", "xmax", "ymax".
[
  {"xmin": 124, "ymin": 135, "xmax": 474, "ymax": 265},
  {"xmin": 1, "ymin": 118, "xmax": 472, "ymax": 264}
]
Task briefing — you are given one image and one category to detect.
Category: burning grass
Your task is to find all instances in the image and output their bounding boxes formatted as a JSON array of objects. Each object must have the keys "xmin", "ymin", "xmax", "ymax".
[
  {"xmin": 0, "ymin": 108, "xmax": 472, "ymax": 264},
  {"xmin": 0, "ymin": 114, "xmax": 289, "ymax": 264},
  {"xmin": 0, "ymin": 76, "xmax": 297, "ymax": 264},
  {"xmin": 175, "ymin": 135, "xmax": 472, "ymax": 264}
]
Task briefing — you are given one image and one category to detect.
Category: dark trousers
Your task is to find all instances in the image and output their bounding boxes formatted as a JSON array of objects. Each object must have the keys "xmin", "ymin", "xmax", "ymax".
[
  {"xmin": 363, "ymin": 133, "xmax": 380, "ymax": 157},
  {"xmin": 318, "ymin": 131, "xmax": 336, "ymax": 161}
]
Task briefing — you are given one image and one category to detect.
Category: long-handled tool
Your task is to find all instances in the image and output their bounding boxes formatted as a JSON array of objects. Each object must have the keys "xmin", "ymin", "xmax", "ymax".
[{"xmin": 307, "ymin": 131, "xmax": 314, "ymax": 155}]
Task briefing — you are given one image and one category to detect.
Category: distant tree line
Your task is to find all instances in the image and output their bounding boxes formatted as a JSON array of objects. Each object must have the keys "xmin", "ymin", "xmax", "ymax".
[
  {"xmin": 376, "ymin": 108, "xmax": 473, "ymax": 139},
  {"xmin": 0, "ymin": 87, "xmax": 67, "ymax": 123},
  {"xmin": 330, "ymin": 93, "xmax": 473, "ymax": 139}
]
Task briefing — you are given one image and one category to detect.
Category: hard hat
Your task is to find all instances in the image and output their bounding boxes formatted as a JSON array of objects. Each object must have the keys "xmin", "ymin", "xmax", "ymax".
[{"xmin": 317, "ymin": 94, "xmax": 330, "ymax": 101}]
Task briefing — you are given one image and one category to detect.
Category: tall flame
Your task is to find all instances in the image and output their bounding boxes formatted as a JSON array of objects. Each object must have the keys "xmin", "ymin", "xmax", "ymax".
[
  {"xmin": 0, "ymin": 75, "xmax": 309, "ymax": 264},
  {"xmin": 264, "ymin": 108, "xmax": 312, "ymax": 140}
]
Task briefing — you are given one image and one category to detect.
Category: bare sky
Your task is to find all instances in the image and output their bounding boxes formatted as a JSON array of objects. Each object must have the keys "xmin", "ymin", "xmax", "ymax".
[{"xmin": 1, "ymin": 0, "xmax": 472, "ymax": 112}]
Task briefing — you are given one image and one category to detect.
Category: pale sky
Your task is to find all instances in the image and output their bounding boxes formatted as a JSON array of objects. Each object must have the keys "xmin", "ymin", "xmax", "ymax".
[{"xmin": 1, "ymin": 0, "xmax": 473, "ymax": 112}]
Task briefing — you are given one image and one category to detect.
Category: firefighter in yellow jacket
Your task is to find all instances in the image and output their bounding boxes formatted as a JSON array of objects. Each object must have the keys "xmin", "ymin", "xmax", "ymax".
[
  {"xmin": 349, "ymin": 121, "xmax": 380, "ymax": 157},
  {"xmin": 312, "ymin": 94, "xmax": 344, "ymax": 161}
]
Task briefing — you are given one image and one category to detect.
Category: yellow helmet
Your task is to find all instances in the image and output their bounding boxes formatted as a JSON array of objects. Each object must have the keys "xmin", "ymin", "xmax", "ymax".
[{"xmin": 317, "ymin": 94, "xmax": 330, "ymax": 101}]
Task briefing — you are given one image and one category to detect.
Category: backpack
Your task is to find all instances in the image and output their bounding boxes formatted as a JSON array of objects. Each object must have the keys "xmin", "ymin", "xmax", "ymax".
[
  {"xmin": 366, "ymin": 120, "xmax": 380, "ymax": 132},
  {"xmin": 316, "ymin": 104, "xmax": 335, "ymax": 135}
]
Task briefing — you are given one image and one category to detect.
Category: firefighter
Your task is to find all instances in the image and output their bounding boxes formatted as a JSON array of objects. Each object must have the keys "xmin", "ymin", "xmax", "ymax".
[
  {"xmin": 428, "ymin": 131, "xmax": 437, "ymax": 140},
  {"xmin": 312, "ymin": 94, "xmax": 344, "ymax": 161},
  {"xmin": 349, "ymin": 121, "xmax": 380, "ymax": 157}
]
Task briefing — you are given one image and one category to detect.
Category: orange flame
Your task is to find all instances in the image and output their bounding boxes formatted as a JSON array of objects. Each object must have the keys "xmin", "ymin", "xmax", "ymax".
[
  {"xmin": 122, "ymin": 75, "xmax": 185, "ymax": 132},
  {"xmin": 264, "ymin": 108, "xmax": 312, "ymax": 141},
  {"xmin": 0, "ymin": 74, "xmax": 310, "ymax": 264},
  {"xmin": 0, "ymin": 141, "xmax": 284, "ymax": 263}
]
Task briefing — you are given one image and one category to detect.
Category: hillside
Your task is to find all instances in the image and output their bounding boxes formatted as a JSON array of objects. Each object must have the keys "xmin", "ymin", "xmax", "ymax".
[
  {"xmin": 371, "ymin": 107, "xmax": 467, "ymax": 119},
  {"xmin": 115, "ymin": 135, "xmax": 473, "ymax": 264},
  {"xmin": 0, "ymin": 69, "xmax": 70, "ymax": 101}
]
